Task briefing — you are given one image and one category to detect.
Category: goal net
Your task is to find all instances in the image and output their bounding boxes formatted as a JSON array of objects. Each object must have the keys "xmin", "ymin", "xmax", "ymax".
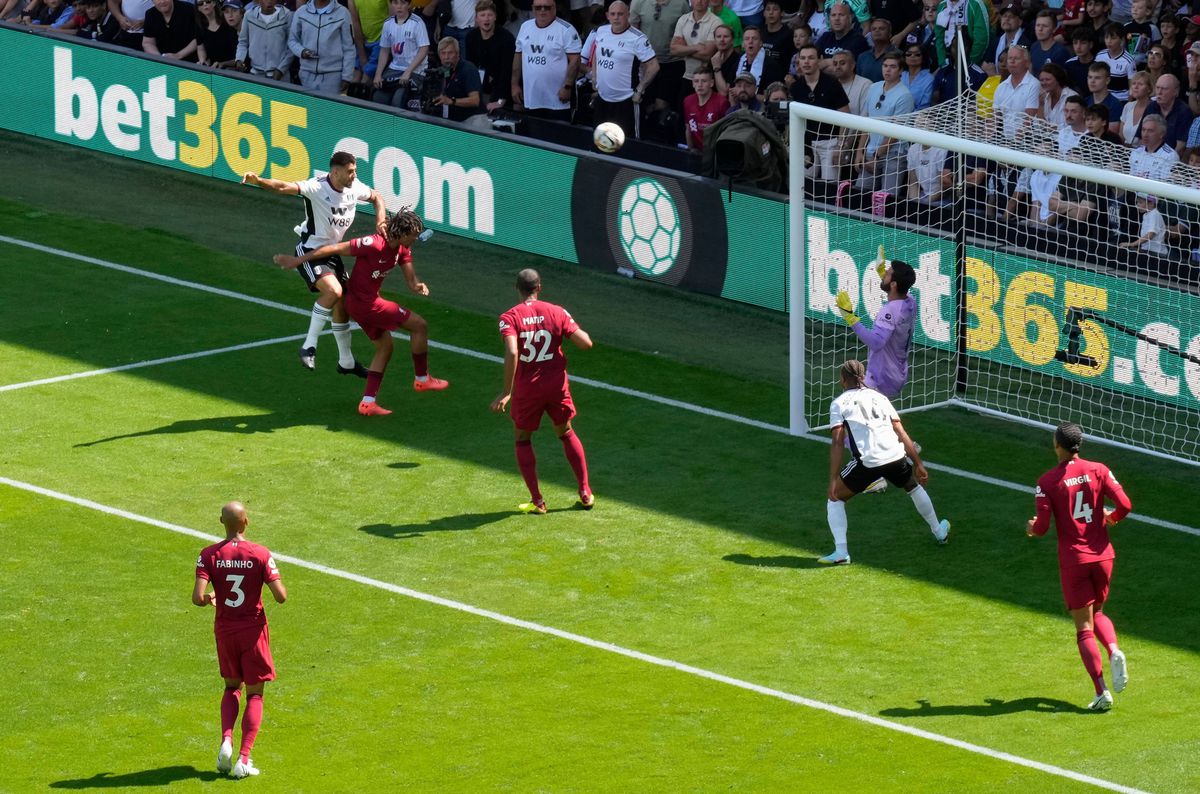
[{"xmin": 788, "ymin": 87, "xmax": 1200, "ymax": 465}]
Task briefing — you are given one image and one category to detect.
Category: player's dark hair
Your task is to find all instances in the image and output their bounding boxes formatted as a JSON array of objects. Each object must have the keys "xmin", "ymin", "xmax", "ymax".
[
  {"xmin": 1055, "ymin": 422, "xmax": 1084, "ymax": 454},
  {"xmin": 387, "ymin": 206, "xmax": 424, "ymax": 238},
  {"xmin": 329, "ymin": 151, "xmax": 356, "ymax": 169},
  {"xmin": 840, "ymin": 359, "xmax": 866, "ymax": 388},
  {"xmin": 517, "ymin": 268, "xmax": 541, "ymax": 296},
  {"xmin": 890, "ymin": 260, "xmax": 916, "ymax": 294}
]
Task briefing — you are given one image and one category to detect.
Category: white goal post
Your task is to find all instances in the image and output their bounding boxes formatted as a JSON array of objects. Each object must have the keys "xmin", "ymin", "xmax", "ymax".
[{"xmin": 787, "ymin": 93, "xmax": 1200, "ymax": 465}]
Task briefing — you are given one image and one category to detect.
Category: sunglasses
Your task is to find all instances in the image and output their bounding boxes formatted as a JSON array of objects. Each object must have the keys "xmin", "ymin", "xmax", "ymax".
[
  {"xmin": 905, "ymin": 50, "xmax": 922, "ymax": 55},
  {"xmin": 876, "ymin": 91, "xmax": 886, "ymax": 109},
  {"xmin": 691, "ymin": 20, "xmax": 700, "ymax": 36}
]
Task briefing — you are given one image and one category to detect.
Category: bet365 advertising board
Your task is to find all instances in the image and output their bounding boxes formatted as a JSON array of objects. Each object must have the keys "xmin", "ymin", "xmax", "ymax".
[{"xmin": 2, "ymin": 27, "xmax": 1196, "ymax": 410}]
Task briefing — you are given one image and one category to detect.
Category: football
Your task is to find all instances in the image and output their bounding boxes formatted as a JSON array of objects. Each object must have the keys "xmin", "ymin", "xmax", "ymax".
[{"xmin": 593, "ymin": 122, "xmax": 626, "ymax": 153}]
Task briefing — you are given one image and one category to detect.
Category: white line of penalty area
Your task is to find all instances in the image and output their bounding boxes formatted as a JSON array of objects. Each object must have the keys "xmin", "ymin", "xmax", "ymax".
[
  {"xmin": 0, "ymin": 476, "xmax": 1153, "ymax": 794},
  {"xmin": 1, "ymin": 234, "xmax": 1195, "ymax": 538}
]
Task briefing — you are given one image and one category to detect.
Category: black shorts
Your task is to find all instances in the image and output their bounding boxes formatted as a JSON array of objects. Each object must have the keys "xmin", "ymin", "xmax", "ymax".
[
  {"xmin": 295, "ymin": 242, "xmax": 346, "ymax": 293},
  {"xmin": 840, "ymin": 456, "xmax": 913, "ymax": 494}
]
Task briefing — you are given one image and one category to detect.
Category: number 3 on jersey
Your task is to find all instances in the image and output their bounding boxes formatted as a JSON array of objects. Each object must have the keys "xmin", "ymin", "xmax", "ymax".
[
  {"xmin": 1072, "ymin": 491, "xmax": 1094, "ymax": 524},
  {"xmin": 519, "ymin": 330, "xmax": 554, "ymax": 363},
  {"xmin": 224, "ymin": 574, "xmax": 245, "ymax": 607}
]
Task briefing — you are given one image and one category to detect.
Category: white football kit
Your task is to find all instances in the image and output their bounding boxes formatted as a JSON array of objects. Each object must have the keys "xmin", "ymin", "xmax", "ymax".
[
  {"xmin": 829, "ymin": 387, "xmax": 904, "ymax": 469},
  {"xmin": 583, "ymin": 24, "xmax": 657, "ymax": 102},
  {"xmin": 293, "ymin": 176, "xmax": 375, "ymax": 250},
  {"xmin": 515, "ymin": 17, "xmax": 582, "ymax": 110}
]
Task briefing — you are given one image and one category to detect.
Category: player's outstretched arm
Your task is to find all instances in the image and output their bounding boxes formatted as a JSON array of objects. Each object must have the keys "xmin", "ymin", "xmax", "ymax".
[
  {"xmin": 241, "ymin": 172, "xmax": 300, "ymax": 195},
  {"xmin": 568, "ymin": 328, "xmax": 593, "ymax": 350},
  {"xmin": 368, "ymin": 190, "xmax": 388, "ymax": 232},
  {"xmin": 273, "ymin": 240, "xmax": 355, "ymax": 269}
]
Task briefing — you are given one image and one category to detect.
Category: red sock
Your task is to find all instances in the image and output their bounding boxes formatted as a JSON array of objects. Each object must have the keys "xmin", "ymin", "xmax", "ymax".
[
  {"xmin": 515, "ymin": 440, "xmax": 541, "ymax": 502},
  {"xmin": 412, "ymin": 352, "xmax": 428, "ymax": 377},
  {"xmin": 1076, "ymin": 629, "xmax": 1106, "ymax": 694},
  {"xmin": 1093, "ymin": 611, "xmax": 1118, "ymax": 656},
  {"xmin": 364, "ymin": 370, "xmax": 384, "ymax": 399},
  {"xmin": 559, "ymin": 429, "xmax": 590, "ymax": 494},
  {"xmin": 220, "ymin": 687, "xmax": 241, "ymax": 741},
  {"xmin": 239, "ymin": 693, "xmax": 263, "ymax": 763}
]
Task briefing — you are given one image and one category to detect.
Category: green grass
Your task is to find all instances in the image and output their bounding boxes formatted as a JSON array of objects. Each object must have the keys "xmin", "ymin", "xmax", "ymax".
[{"xmin": 1, "ymin": 138, "xmax": 1199, "ymax": 792}]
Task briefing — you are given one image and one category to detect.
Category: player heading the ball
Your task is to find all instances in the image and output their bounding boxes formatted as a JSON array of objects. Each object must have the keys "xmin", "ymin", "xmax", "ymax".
[
  {"xmin": 821, "ymin": 359, "xmax": 950, "ymax": 565},
  {"xmin": 1026, "ymin": 422, "xmax": 1133, "ymax": 711}
]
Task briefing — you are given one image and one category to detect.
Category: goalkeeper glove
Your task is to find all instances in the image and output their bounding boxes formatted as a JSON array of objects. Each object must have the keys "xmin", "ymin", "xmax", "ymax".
[
  {"xmin": 874, "ymin": 245, "xmax": 888, "ymax": 280},
  {"xmin": 836, "ymin": 291, "xmax": 860, "ymax": 326}
]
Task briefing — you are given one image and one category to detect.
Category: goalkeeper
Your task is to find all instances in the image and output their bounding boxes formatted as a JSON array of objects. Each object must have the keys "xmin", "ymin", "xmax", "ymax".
[{"xmin": 835, "ymin": 253, "xmax": 917, "ymax": 400}]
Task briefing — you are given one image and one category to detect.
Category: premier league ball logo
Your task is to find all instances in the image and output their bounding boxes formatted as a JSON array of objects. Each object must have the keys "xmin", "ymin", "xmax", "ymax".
[{"xmin": 617, "ymin": 177, "xmax": 680, "ymax": 277}]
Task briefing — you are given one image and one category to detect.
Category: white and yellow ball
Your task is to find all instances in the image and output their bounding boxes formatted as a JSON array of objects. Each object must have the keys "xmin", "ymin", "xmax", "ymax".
[{"xmin": 593, "ymin": 122, "xmax": 626, "ymax": 153}]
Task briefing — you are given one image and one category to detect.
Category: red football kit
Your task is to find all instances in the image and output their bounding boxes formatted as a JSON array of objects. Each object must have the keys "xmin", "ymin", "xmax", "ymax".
[
  {"xmin": 683, "ymin": 92, "xmax": 731, "ymax": 150},
  {"xmin": 499, "ymin": 299, "xmax": 579, "ymax": 431},
  {"xmin": 344, "ymin": 234, "xmax": 414, "ymax": 340},
  {"xmin": 196, "ymin": 539, "xmax": 281, "ymax": 684},
  {"xmin": 1030, "ymin": 458, "xmax": 1132, "ymax": 610}
]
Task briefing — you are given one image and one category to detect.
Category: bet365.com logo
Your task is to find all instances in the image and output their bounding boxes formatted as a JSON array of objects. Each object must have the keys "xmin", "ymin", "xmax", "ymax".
[{"xmin": 617, "ymin": 177, "xmax": 680, "ymax": 276}]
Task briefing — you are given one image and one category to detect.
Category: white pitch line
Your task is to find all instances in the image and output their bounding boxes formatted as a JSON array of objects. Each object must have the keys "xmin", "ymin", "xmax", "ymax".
[
  {"xmin": 0, "ymin": 334, "xmax": 307, "ymax": 393},
  {"xmin": 0, "ymin": 475, "xmax": 1152, "ymax": 794},
  {"xmin": 2, "ymin": 233, "xmax": 1196, "ymax": 539}
]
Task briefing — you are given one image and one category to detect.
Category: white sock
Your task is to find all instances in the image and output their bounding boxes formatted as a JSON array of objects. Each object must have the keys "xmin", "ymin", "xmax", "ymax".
[
  {"xmin": 909, "ymin": 485, "xmax": 940, "ymax": 532},
  {"xmin": 304, "ymin": 303, "xmax": 332, "ymax": 349},
  {"xmin": 827, "ymin": 500, "xmax": 848, "ymax": 554},
  {"xmin": 331, "ymin": 322, "xmax": 355, "ymax": 368},
  {"xmin": 360, "ymin": 395, "xmax": 376, "ymax": 404}
]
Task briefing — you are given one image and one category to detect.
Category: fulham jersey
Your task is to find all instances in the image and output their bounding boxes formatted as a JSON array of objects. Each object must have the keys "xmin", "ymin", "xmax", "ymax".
[
  {"xmin": 515, "ymin": 17, "xmax": 582, "ymax": 110},
  {"xmin": 294, "ymin": 175, "xmax": 375, "ymax": 249},
  {"xmin": 583, "ymin": 24, "xmax": 656, "ymax": 102},
  {"xmin": 829, "ymin": 387, "xmax": 905, "ymax": 468}
]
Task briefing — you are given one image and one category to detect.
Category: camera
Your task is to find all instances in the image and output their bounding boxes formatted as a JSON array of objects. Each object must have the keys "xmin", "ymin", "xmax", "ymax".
[
  {"xmin": 763, "ymin": 100, "xmax": 789, "ymax": 132},
  {"xmin": 422, "ymin": 66, "xmax": 451, "ymax": 112}
]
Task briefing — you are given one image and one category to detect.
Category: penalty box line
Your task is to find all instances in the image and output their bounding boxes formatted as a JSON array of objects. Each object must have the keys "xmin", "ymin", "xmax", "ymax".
[
  {"xmin": 0, "ymin": 475, "xmax": 1152, "ymax": 794},
  {"xmin": 1, "ymin": 234, "xmax": 1195, "ymax": 537}
]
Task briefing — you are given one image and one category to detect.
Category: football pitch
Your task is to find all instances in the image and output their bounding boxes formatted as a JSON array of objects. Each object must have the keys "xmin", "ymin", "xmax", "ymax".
[{"xmin": 1, "ymin": 135, "xmax": 1199, "ymax": 793}]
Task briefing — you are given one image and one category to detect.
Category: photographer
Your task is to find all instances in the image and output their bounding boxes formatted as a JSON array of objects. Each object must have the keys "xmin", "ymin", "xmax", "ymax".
[{"xmin": 426, "ymin": 36, "xmax": 484, "ymax": 120}]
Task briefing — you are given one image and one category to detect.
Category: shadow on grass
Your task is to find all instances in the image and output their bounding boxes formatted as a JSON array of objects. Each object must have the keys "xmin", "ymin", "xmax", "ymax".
[
  {"xmin": 879, "ymin": 697, "xmax": 1093, "ymax": 718},
  {"xmin": 50, "ymin": 766, "xmax": 221, "ymax": 788},
  {"xmin": 722, "ymin": 553, "xmax": 823, "ymax": 569},
  {"xmin": 74, "ymin": 413, "xmax": 347, "ymax": 448},
  {"xmin": 361, "ymin": 510, "xmax": 515, "ymax": 538}
]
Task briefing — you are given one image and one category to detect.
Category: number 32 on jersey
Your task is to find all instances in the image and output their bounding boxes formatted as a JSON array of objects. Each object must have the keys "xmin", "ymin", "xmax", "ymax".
[{"xmin": 519, "ymin": 330, "xmax": 554, "ymax": 362}]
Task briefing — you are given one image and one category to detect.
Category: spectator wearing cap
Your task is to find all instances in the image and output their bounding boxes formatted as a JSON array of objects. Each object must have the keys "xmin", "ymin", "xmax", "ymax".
[
  {"xmin": 1030, "ymin": 10, "xmax": 1071, "ymax": 72},
  {"xmin": 815, "ymin": 1, "xmax": 867, "ymax": 69},
  {"xmin": 236, "ymin": 0, "xmax": 292, "ymax": 77},
  {"xmin": 143, "ymin": 0, "xmax": 199, "ymax": 60},
  {"xmin": 1137, "ymin": 73, "xmax": 1193, "ymax": 151},
  {"xmin": 74, "ymin": 0, "xmax": 120, "ymax": 40},
  {"xmin": 727, "ymin": 69, "xmax": 765, "ymax": 109},
  {"xmin": 854, "ymin": 50, "xmax": 913, "ymax": 193},
  {"xmin": 932, "ymin": 0, "xmax": 989, "ymax": 67},
  {"xmin": 856, "ymin": 17, "xmax": 892, "ymax": 82},
  {"xmin": 196, "ymin": 0, "xmax": 239, "ymax": 67},
  {"xmin": 1185, "ymin": 40, "xmax": 1200, "ymax": 118},
  {"xmin": 290, "ymin": 0, "xmax": 356, "ymax": 95},
  {"xmin": 985, "ymin": 3, "xmax": 1028, "ymax": 77}
]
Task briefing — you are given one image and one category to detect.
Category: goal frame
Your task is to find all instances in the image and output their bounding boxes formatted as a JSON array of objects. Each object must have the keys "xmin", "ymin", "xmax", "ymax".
[{"xmin": 787, "ymin": 98, "xmax": 1200, "ymax": 465}]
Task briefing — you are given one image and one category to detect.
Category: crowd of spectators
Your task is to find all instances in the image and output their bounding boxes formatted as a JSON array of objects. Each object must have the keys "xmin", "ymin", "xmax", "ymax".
[{"xmin": 6, "ymin": 0, "xmax": 1200, "ymax": 278}]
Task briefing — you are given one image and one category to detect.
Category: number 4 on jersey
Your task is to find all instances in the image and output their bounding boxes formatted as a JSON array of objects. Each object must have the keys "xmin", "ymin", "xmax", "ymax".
[{"xmin": 1072, "ymin": 491, "xmax": 1094, "ymax": 524}]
